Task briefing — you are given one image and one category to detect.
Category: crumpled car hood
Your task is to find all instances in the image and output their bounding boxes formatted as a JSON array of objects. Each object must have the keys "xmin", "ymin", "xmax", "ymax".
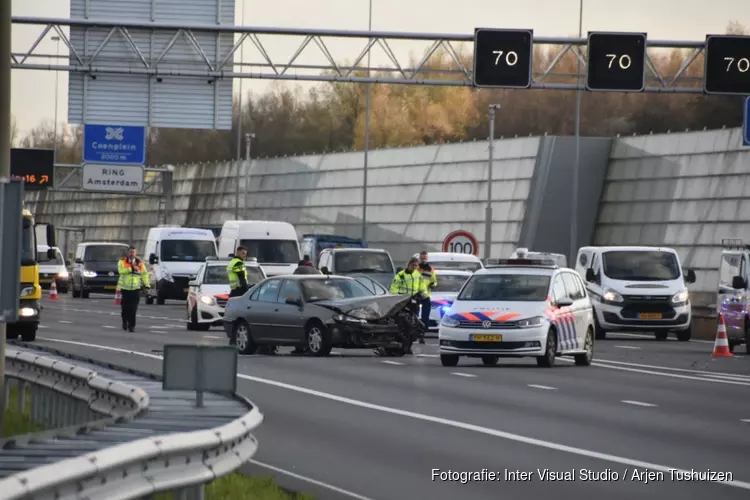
[{"xmin": 313, "ymin": 294, "xmax": 411, "ymax": 320}]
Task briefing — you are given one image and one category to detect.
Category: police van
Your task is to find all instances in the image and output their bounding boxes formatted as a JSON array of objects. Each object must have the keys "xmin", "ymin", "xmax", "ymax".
[
  {"xmin": 575, "ymin": 246, "xmax": 696, "ymax": 341},
  {"xmin": 438, "ymin": 258, "xmax": 595, "ymax": 368},
  {"xmin": 144, "ymin": 226, "xmax": 218, "ymax": 304}
]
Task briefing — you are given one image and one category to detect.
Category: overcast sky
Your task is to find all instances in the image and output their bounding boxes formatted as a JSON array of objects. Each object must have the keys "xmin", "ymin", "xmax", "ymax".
[{"xmin": 10, "ymin": 0, "xmax": 750, "ymax": 136}]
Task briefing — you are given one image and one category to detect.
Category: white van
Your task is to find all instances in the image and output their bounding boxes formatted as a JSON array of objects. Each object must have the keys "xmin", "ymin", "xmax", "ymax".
[
  {"xmin": 144, "ymin": 226, "xmax": 218, "ymax": 304},
  {"xmin": 218, "ymin": 220, "xmax": 301, "ymax": 277},
  {"xmin": 411, "ymin": 252, "xmax": 484, "ymax": 272},
  {"xmin": 575, "ymin": 246, "xmax": 696, "ymax": 341}
]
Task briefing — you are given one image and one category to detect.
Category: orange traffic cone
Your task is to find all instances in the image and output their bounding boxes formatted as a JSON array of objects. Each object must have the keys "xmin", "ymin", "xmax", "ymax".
[
  {"xmin": 114, "ymin": 287, "xmax": 122, "ymax": 306},
  {"xmin": 49, "ymin": 280, "xmax": 58, "ymax": 300},
  {"xmin": 712, "ymin": 314, "xmax": 734, "ymax": 358}
]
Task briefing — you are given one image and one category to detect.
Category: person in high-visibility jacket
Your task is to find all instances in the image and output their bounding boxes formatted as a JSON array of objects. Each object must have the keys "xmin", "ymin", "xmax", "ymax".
[
  {"xmin": 387, "ymin": 257, "xmax": 424, "ymax": 355},
  {"xmin": 417, "ymin": 250, "xmax": 437, "ymax": 344},
  {"xmin": 227, "ymin": 246, "xmax": 250, "ymax": 298},
  {"xmin": 117, "ymin": 246, "xmax": 150, "ymax": 332}
]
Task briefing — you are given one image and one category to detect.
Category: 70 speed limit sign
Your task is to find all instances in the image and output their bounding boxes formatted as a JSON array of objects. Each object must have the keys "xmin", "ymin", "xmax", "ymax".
[{"xmin": 442, "ymin": 230, "xmax": 479, "ymax": 256}]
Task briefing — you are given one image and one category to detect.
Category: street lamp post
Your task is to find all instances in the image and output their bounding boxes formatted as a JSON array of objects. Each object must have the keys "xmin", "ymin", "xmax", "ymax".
[
  {"xmin": 234, "ymin": 0, "xmax": 247, "ymax": 220},
  {"xmin": 570, "ymin": 0, "xmax": 583, "ymax": 264},
  {"xmin": 485, "ymin": 104, "xmax": 500, "ymax": 263},
  {"xmin": 51, "ymin": 36, "xmax": 60, "ymax": 157},
  {"xmin": 361, "ymin": 0, "xmax": 372, "ymax": 242}
]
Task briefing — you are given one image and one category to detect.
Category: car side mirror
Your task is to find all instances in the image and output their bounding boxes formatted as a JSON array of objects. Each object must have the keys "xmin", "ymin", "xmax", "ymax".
[
  {"xmin": 320, "ymin": 266, "xmax": 330, "ymax": 275},
  {"xmin": 684, "ymin": 269, "xmax": 696, "ymax": 284},
  {"xmin": 286, "ymin": 297, "xmax": 302, "ymax": 307},
  {"xmin": 585, "ymin": 268, "xmax": 595, "ymax": 282},
  {"xmin": 149, "ymin": 253, "xmax": 157, "ymax": 265},
  {"xmin": 74, "ymin": 258, "xmax": 83, "ymax": 264},
  {"xmin": 556, "ymin": 297, "xmax": 574, "ymax": 307},
  {"xmin": 731, "ymin": 275, "xmax": 746, "ymax": 290},
  {"xmin": 188, "ymin": 280, "xmax": 198, "ymax": 287},
  {"xmin": 46, "ymin": 248, "xmax": 56, "ymax": 259}
]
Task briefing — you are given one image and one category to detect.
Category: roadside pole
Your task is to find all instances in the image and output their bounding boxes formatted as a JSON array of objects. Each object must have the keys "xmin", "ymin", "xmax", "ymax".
[{"xmin": 0, "ymin": 0, "xmax": 13, "ymax": 434}]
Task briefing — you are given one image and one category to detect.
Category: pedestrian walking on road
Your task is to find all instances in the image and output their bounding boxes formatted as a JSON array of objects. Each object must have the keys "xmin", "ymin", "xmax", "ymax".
[
  {"xmin": 417, "ymin": 250, "xmax": 437, "ymax": 344},
  {"xmin": 117, "ymin": 246, "xmax": 150, "ymax": 332},
  {"xmin": 387, "ymin": 257, "xmax": 425, "ymax": 355}
]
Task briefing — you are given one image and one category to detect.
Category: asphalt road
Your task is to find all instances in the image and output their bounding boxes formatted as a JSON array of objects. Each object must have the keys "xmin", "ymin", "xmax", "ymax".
[{"xmin": 14, "ymin": 292, "xmax": 750, "ymax": 500}]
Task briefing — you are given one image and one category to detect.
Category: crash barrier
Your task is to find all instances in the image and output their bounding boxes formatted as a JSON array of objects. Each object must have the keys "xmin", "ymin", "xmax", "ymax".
[{"xmin": 0, "ymin": 343, "xmax": 263, "ymax": 499}]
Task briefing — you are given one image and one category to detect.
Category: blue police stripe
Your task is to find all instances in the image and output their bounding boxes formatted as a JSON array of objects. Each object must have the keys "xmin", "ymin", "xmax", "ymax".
[
  {"xmin": 570, "ymin": 315, "xmax": 579, "ymax": 350},
  {"xmin": 556, "ymin": 316, "xmax": 567, "ymax": 350}
]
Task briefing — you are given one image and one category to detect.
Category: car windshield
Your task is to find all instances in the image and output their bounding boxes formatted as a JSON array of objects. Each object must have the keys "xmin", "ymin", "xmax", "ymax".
[
  {"xmin": 160, "ymin": 240, "xmax": 216, "ymax": 262},
  {"xmin": 433, "ymin": 274, "xmax": 470, "ymax": 292},
  {"xmin": 602, "ymin": 251, "xmax": 681, "ymax": 281},
  {"xmin": 239, "ymin": 239, "xmax": 299, "ymax": 264},
  {"xmin": 203, "ymin": 265, "xmax": 264, "ymax": 285},
  {"xmin": 21, "ymin": 217, "xmax": 35, "ymax": 266},
  {"xmin": 85, "ymin": 245, "xmax": 128, "ymax": 262},
  {"xmin": 334, "ymin": 251, "xmax": 393, "ymax": 273},
  {"xmin": 457, "ymin": 274, "xmax": 550, "ymax": 301},
  {"xmin": 38, "ymin": 248, "xmax": 64, "ymax": 265},
  {"xmin": 430, "ymin": 260, "xmax": 482, "ymax": 272},
  {"xmin": 301, "ymin": 278, "xmax": 374, "ymax": 301}
]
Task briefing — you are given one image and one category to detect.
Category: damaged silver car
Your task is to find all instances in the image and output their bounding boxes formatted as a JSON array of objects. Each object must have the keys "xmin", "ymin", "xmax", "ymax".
[{"xmin": 222, "ymin": 275, "xmax": 425, "ymax": 357}]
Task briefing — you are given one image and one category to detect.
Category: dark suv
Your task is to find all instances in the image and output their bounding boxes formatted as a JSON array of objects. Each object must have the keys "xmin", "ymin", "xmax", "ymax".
[{"xmin": 71, "ymin": 242, "xmax": 129, "ymax": 298}]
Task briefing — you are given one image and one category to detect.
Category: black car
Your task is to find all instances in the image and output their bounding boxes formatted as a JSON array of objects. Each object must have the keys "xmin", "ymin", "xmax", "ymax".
[
  {"xmin": 71, "ymin": 242, "xmax": 129, "ymax": 298},
  {"xmin": 222, "ymin": 275, "xmax": 424, "ymax": 357}
]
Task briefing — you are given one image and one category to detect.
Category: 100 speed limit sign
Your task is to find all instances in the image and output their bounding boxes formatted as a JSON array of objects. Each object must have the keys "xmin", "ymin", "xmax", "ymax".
[{"xmin": 442, "ymin": 230, "xmax": 479, "ymax": 256}]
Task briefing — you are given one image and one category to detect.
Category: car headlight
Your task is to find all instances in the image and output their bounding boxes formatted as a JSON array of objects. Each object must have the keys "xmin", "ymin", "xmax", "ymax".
[
  {"xmin": 333, "ymin": 314, "xmax": 367, "ymax": 324},
  {"xmin": 58, "ymin": 269, "xmax": 69, "ymax": 279},
  {"xmin": 602, "ymin": 288, "xmax": 624, "ymax": 303},
  {"xmin": 516, "ymin": 316, "xmax": 546, "ymax": 328},
  {"xmin": 441, "ymin": 315, "xmax": 459, "ymax": 327},
  {"xmin": 20, "ymin": 287, "xmax": 35, "ymax": 298},
  {"xmin": 672, "ymin": 290, "xmax": 689, "ymax": 304},
  {"xmin": 82, "ymin": 270, "xmax": 97, "ymax": 278},
  {"xmin": 200, "ymin": 295, "xmax": 216, "ymax": 306},
  {"xmin": 19, "ymin": 307, "xmax": 37, "ymax": 317}
]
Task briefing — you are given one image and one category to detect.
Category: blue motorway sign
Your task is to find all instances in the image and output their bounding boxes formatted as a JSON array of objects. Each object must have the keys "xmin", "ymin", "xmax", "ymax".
[
  {"xmin": 83, "ymin": 124, "xmax": 146, "ymax": 165},
  {"xmin": 744, "ymin": 97, "xmax": 750, "ymax": 147}
]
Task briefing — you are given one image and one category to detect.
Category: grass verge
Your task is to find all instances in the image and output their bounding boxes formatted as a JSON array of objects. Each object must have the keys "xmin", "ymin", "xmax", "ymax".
[
  {"xmin": 154, "ymin": 473, "xmax": 316, "ymax": 500},
  {"xmin": 2, "ymin": 384, "xmax": 44, "ymax": 437}
]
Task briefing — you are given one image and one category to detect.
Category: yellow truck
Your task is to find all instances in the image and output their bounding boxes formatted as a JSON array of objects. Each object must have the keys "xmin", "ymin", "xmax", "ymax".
[{"xmin": 8, "ymin": 208, "xmax": 56, "ymax": 342}]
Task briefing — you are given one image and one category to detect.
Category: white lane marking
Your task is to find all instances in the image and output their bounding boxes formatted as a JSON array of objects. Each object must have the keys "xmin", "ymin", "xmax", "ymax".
[
  {"xmin": 741, "ymin": 419, "xmax": 750, "ymax": 424},
  {"xmin": 38, "ymin": 325, "xmax": 48, "ymax": 329},
  {"xmin": 381, "ymin": 360, "xmax": 404, "ymax": 366},
  {"xmin": 35, "ymin": 338, "xmax": 750, "ymax": 491},
  {"xmin": 102, "ymin": 325, "xmax": 115, "ymax": 329},
  {"xmin": 451, "ymin": 372, "xmax": 476, "ymax": 378},
  {"xmin": 58, "ymin": 320, "xmax": 72, "ymax": 324},
  {"xmin": 249, "ymin": 459, "xmax": 374, "ymax": 500},
  {"xmin": 614, "ymin": 345, "xmax": 641, "ymax": 350},
  {"xmin": 151, "ymin": 330, "xmax": 167, "ymax": 334},
  {"xmin": 528, "ymin": 384, "xmax": 557, "ymax": 390},
  {"xmin": 592, "ymin": 359, "xmax": 750, "ymax": 381},
  {"xmin": 621, "ymin": 400, "xmax": 657, "ymax": 407},
  {"xmin": 607, "ymin": 332, "xmax": 714, "ymax": 344}
]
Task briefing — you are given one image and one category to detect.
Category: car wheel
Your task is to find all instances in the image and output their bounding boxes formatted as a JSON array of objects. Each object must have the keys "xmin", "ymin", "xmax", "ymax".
[
  {"xmin": 157, "ymin": 288, "xmax": 166, "ymax": 305},
  {"xmin": 234, "ymin": 320, "xmax": 256, "ymax": 355},
  {"xmin": 574, "ymin": 328, "xmax": 594, "ymax": 366},
  {"xmin": 676, "ymin": 327, "xmax": 691, "ymax": 342},
  {"xmin": 72, "ymin": 285, "xmax": 80, "ymax": 298},
  {"xmin": 481, "ymin": 355, "xmax": 499, "ymax": 366},
  {"xmin": 306, "ymin": 321, "xmax": 332, "ymax": 357},
  {"xmin": 440, "ymin": 354, "xmax": 459, "ymax": 367},
  {"xmin": 536, "ymin": 329, "xmax": 557, "ymax": 367},
  {"xmin": 20, "ymin": 327, "xmax": 36, "ymax": 342},
  {"xmin": 654, "ymin": 330, "xmax": 668, "ymax": 341},
  {"xmin": 81, "ymin": 289, "xmax": 89, "ymax": 299}
]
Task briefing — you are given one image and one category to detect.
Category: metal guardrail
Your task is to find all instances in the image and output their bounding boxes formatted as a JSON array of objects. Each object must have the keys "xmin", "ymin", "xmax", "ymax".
[{"xmin": 0, "ymin": 344, "xmax": 263, "ymax": 500}]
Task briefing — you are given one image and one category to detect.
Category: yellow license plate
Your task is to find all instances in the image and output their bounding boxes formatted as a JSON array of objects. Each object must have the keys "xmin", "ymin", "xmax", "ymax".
[
  {"xmin": 471, "ymin": 334, "xmax": 502, "ymax": 342},
  {"xmin": 638, "ymin": 313, "xmax": 662, "ymax": 319},
  {"xmin": 105, "ymin": 285, "xmax": 117, "ymax": 290}
]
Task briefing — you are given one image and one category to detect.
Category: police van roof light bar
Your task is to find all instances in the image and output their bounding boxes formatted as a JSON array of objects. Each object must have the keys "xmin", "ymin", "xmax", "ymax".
[
  {"xmin": 486, "ymin": 258, "xmax": 558, "ymax": 267},
  {"xmin": 721, "ymin": 238, "xmax": 750, "ymax": 250}
]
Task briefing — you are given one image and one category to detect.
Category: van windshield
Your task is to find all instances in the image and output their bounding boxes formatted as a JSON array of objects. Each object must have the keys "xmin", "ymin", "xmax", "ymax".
[
  {"xmin": 240, "ymin": 239, "xmax": 299, "ymax": 264},
  {"xmin": 602, "ymin": 251, "xmax": 681, "ymax": 281},
  {"xmin": 334, "ymin": 251, "xmax": 393, "ymax": 273},
  {"xmin": 85, "ymin": 245, "xmax": 128, "ymax": 262},
  {"xmin": 161, "ymin": 240, "xmax": 216, "ymax": 262},
  {"xmin": 430, "ymin": 261, "xmax": 482, "ymax": 272}
]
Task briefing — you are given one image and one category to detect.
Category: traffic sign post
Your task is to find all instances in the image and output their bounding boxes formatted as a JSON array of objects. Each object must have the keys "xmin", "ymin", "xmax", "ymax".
[
  {"xmin": 704, "ymin": 35, "xmax": 750, "ymax": 95},
  {"xmin": 472, "ymin": 28, "xmax": 534, "ymax": 88},
  {"xmin": 442, "ymin": 230, "xmax": 479, "ymax": 256},
  {"xmin": 743, "ymin": 97, "xmax": 750, "ymax": 147},
  {"xmin": 83, "ymin": 124, "xmax": 147, "ymax": 165},
  {"xmin": 585, "ymin": 32, "xmax": 647, "ymax": 92}
]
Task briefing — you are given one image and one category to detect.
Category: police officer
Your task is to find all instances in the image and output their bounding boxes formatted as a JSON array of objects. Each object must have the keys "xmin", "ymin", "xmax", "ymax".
[
  {"xmin": 117, "ymin": 246, "xmax": 150, "ymax": 332},
  {"xmin": 388, "ymin": 257, "xmax": 425, "ymax": 355},
  {"xmin": 227, "ymin": 246, "xmax": 250, "ymax": 298},
  {"xmin": 417, "ymin": 250, "xmax": 437, "ymax": 344}
]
